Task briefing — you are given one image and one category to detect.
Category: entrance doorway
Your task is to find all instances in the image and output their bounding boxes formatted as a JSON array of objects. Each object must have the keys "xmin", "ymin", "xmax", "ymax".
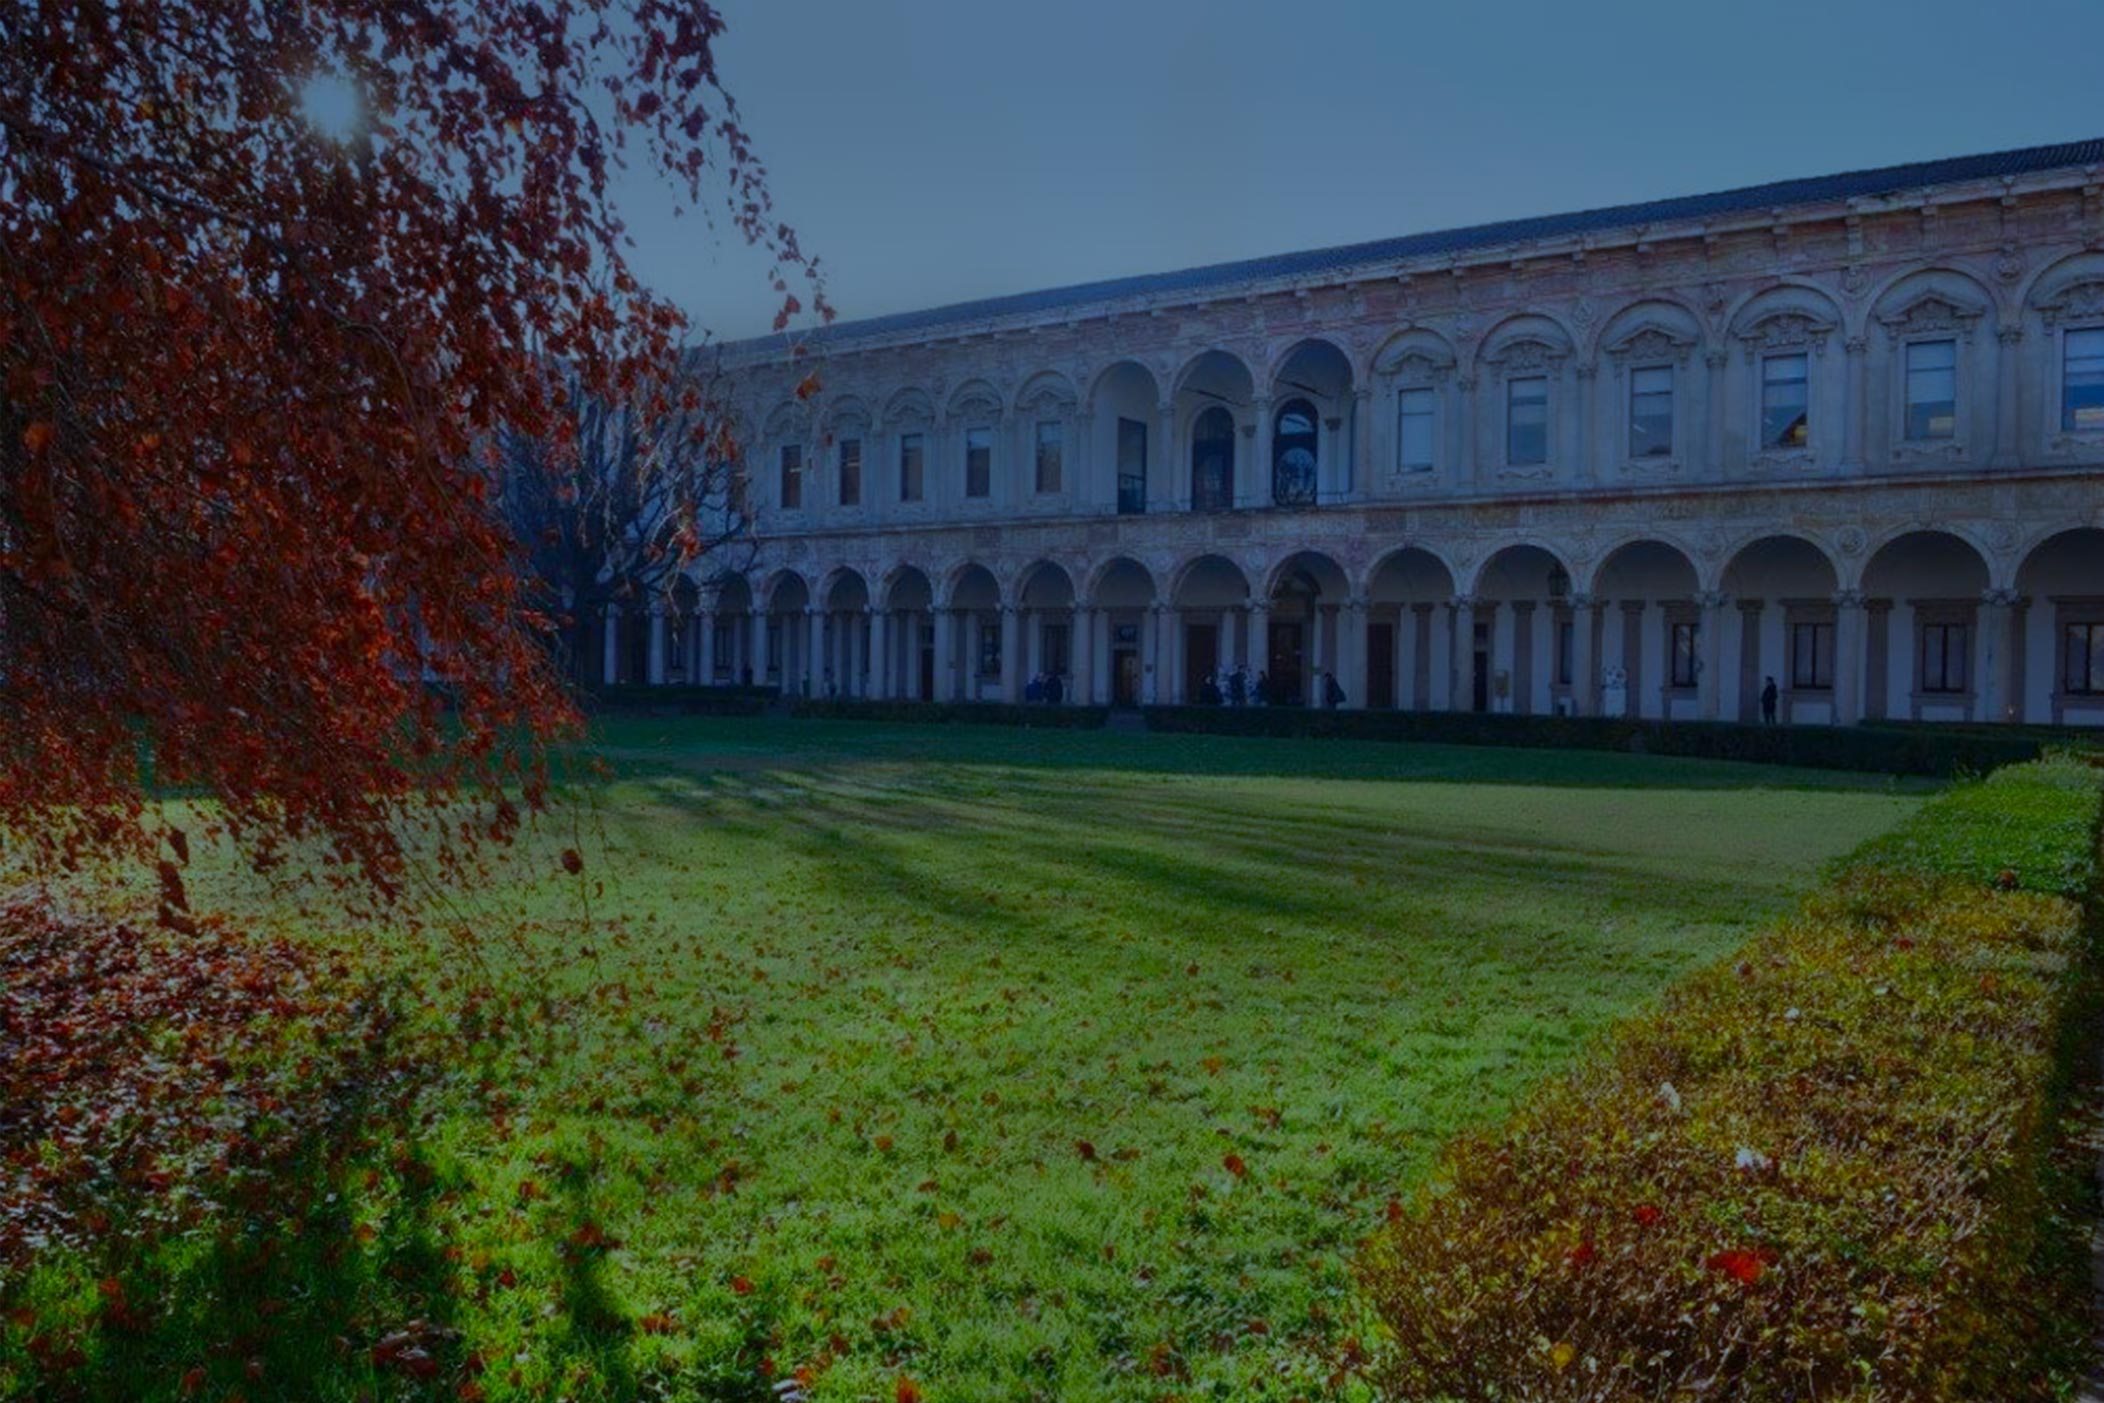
[
  {"xmin": 1184, "ymin": 622, "xmax": 1219, "ymax": 702},
  {"xmin": 1471, "ymin": 621, "xmax": 1491, "ymax": 712},
  {"xmin": 1367, "ymin": 621, "xmax": 1395, "ymax": 710},
  {"xmin": 1268, "ymin": 620, "xmax": 1305, "ymax": 704},
  {"xmin": 1112, "ymin": 621, "xmax": 1141, "ymax": 705},
  {"xmin": 918, "ymin": 622, "xmax": 935, "ymax": 701}
]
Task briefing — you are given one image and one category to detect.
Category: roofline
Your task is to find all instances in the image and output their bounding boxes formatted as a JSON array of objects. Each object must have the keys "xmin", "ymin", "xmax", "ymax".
[{"xmin": 715, "ymin": 136, "xmax": 2104, "ymax": 368}]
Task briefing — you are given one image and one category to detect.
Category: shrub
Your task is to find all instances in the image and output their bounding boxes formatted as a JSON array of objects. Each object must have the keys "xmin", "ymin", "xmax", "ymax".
[
  {"xmin": 587, "ymin": 683, "xmax": 776, "ymax": 716},
  {"xmin": 789, "ymin": 699, "xmax": 1112, "ymax": 729},
  {"xmin": 1358, "ymin": 758, "xmax": 2104, "ymax": 1401}
]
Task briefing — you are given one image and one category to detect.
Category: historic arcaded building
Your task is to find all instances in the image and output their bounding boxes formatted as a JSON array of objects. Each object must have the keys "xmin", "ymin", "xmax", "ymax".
[{"xmin": 629, "ymin": 139, "xmax": 2104, "ymax": 727}]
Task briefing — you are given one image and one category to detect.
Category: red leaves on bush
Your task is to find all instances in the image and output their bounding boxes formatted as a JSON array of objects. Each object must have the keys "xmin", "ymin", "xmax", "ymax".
[
  {"xmin": 893, "ymin": 1377, "xmax": 923, "ymax": 1403},
  {"xmin": 1631, "ymin": 1203, "xmax": 1663, "ymax": 1228},
  {"xmin": 1075, "ymin": 1139, "xmax": 1098, "ymax": 1162},
  {"xmin": 729, "ymin": 1276, "xmax": 754, "ymax": 1296},
  {"xmin": 560, "ymin": 848, "xmax": 585, "ymax": 876},
  {"xmin": 1222, "ymin": 1152, "xmax": 1249, "ymax": 1179},
  {"xmin": 1565, "ymin": 1240, "xmax": 1596, "ymax": 1269},
  {"xmin": 1705, "ymin": 1248, "xmax": 1768, "ymax": 1286}
]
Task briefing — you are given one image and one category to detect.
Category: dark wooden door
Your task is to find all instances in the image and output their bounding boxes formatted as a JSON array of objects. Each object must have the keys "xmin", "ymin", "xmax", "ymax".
[
  {"xmin": 1367, "ymin": 621, "xmax": 1395, "ymax": 709},
  {"xmin": 1184, "ymin": 623, "xmax": 1218, "ymax": 702}
]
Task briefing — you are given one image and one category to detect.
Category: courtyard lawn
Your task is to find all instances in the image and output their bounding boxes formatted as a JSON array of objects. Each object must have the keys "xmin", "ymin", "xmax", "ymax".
[{"xmin": 158, "ymin": 723, "xmax": 1934, "ymax": 1400}]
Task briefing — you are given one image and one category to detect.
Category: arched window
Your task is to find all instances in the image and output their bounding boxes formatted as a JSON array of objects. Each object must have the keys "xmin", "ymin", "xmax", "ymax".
[
  {"xmin": 1272, "ymin": 399, "xmax": 1318, "ymax": 506},
  {"xmin": 1191, "ymin": 407, "xmax": 1235, "ymax": 512}
]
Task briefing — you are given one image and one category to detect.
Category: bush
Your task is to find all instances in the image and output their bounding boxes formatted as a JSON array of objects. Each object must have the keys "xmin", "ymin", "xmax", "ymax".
[
  {"xmin": 1358, "ymin": 757, "xmax": 2104, "ymax": 1401},
  {"xmin": 1142, "ymin": 705, "xmax": 2051, "ymax": 777},
  {"xmin": 586, "ymin": 683, "xmax": 776, "ymax": 716},
  {"xmin": 789, "ymin": 699, "xmax": 1112, "ymax": 729}
]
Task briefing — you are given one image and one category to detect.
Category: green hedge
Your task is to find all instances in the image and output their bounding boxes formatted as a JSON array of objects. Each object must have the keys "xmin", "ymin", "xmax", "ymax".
[
  {"xmin": 788, "ymin": 699, "xmax": 1113, "ymax": 729},
  {"xmin": 1142, "ymin": 705, "xmax": 2050, "ymax": 776},
  {"xmin": 1359, "ymin": 756, "xmax": 2104, "ymax": 1400},
  {"xmin": 584, "ymin": 684, "xmax": 777, "ymax": 716}
]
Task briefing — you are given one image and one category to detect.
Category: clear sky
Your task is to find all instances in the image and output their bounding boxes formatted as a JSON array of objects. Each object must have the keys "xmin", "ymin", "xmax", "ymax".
[{"xmin": 614, "ymin": 0, "xmax": 2104, "ymax": 342}]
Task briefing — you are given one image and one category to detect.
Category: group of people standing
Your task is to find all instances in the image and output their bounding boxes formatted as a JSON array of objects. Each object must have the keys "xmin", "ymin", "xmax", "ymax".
[
  {"xmin": 1023, "ymin": 672, "xmax": 1066, "ymax": 704},
  {"xmin": 1193, "ymin": 666, "xmax": 1345, "ymax": 709}
]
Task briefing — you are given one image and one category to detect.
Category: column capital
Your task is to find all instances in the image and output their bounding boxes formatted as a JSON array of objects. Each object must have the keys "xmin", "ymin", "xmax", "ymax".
[
  {"xmin": 1565, "ymin": 591, "xmax": 1597, "ymax": 611},
  {"xmin": 1844, "ymin": 335, "xmax": 1869, "ymax": 356},
  {"xmin": 1832, "ymin": 588, "xmax": 1867, "ymax": 609},
  {"xmin": 1704, "ymin": 348, "xmax": 1730, "ymax": 369},
  {"xmin": 1345, "ymin": 596, "xmax": 1370, "ymax": 614},
  {"xmin": 1448, "ymin": 594, "xmax": 1479, "ymax": 610},
  {"xmin": 1981, "ymin": 586, "xmax": 2025, "ymax": 608},
  {"xmin": 1695, "ymin": 589, "xmax": 1730, "ymax": 610},
  {"xmin": 1997, "ymin": 324, "xmax": 2026, "ymax": 346}
]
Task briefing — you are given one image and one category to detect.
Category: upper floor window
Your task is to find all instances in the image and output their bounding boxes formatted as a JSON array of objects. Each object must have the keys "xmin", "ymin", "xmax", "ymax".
[
  {"xmin": 899, "ymin": 432, "xmax": 924, "ymax": 502},
  {"xmin": 1628, "ymin": 367, "xmax": 1673, "ymax": 458},
  {"xmin": 2064, "ymin": 620, "xmax": 2104, "ymax": 695},
  {"xmin": 1190, "ymin": 406, "xmax": 1234, "ymax": 512},
  {"xmin": 778, "ymin": 443, "xmax": 802, "ymax": 511},
  {"xmin": 838, "ymin": 438, "xmax": 862, "ymax": 507},
  {"xmin": 964, "ymin": 426, "xmax": 992, "ymax": 499},
  {"xmin": 1918, "ymin": 620, "xmax": 1969, "ymax": 694},
  {"xmin": 1505, "ymin": 377, "xmax": 1547, "ymax": 465},
  {"xmin": 1761, "ymin": 353, "xmax": 1810, "ymax": 450},
  {"xmin": 1904, "ymin": 340, "xmax": 1957, "ymax": 441},
  {"xmin": 1116, "ymin": 416, "xmax": 1147, "ymax": 516},
  {"xmin": 1397, "ymin": 387, "xmax": 1435, "ymax": 472},
  {"xmin": 1273, "ymin": 399, "xmax": 1319, "ymax": 505},
  {"xmin": 1034, "ymin": 420, "xmax": 1063, "ymax": 494},
  {"xmin": 2062, "ymin": 328, "xmax": 2104, "ymax": 433}
]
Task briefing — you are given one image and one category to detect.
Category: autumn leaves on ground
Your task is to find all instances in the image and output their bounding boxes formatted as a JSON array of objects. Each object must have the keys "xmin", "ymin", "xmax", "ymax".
[{"xmin": 0, "ymin": 720, "xmax": 1927, "ymax": 1402}]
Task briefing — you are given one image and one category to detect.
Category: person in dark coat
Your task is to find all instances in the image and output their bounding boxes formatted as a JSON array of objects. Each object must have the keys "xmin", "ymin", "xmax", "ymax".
[
  {"xmin": 1760, "ymin": 675, "xmax": 1779, "ymax": 725},
  {"xmin": 1227, "ymin": 667, "xmax": 1247, "ymax": 707},
  {"xmin": 1323, "ymin": 671, "xmax": 1345, "ymax": 709},
  {"xmin": 1047, "ymin": 672, "xmax": 1064, "ymax": 705},
  {"xmin": 1254, "ymin": 671, "xmax": 1271, "ymax": 706}
]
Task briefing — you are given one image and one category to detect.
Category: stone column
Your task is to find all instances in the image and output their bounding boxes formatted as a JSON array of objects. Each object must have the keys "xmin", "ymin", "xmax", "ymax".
[
  {"xmin": 1448, "ymin": 596, "xmax": 1475, "ymax": 711},
  {"xmin": 868, "ymin": 608, "xmax": 889, "ymax": 700},
  {"xmin": 1993, "ymin": 326, "xmax": 2023, "ymax": 469},
  {"xmin": 698, "ymin": 609, "xmax": 716, "ymax": 685},
  {"xmin": 1248, "ymin": 396, "xmax": 1272, "ymax": 509},
  {"xmin": 1246, "ymin": 601, "xmax": 1269, "ymax": 691},
  {"xmin": 1704, "ymin": 349, "xmax": 1729, "ymax": 478},
  {"xmin": 1070, "ymin": 607, "xmax": 1092, "ymax": 704},
  {"xmin": 1696, "ymin": 589, "xmax": 1728, "ymax": 720},
  {"xmin": 1841, "ymin": 336, "xmax": 1868, "ymax": 471},
  {"xmin": 602, "ymin": 603, "xmax": 621, "ymax": 686},
  {"xmin": 1510, "ymin": 600, "xmax": 1536, "ymax": 714},
  {"xmin": 1342, "ymin": 598, "xmax": 1369, "ymax": 708},
  {"xmin": 1569, "ymin": 594, "xmax": 1598, "ymax": 716},
  {"xmin": 1833, "ymin": 589, "xmax": 1867, "ymax": 725},
  {"xmin": 1000, "ymin": 605, "xmax": 1021, "ymax": 702},
  {"xmin": 1619, "ymin": 600, "xmax": 1647, "ymax": 717},
  {"xmin": 1979, "ymin": 588, "xmax": 2019, "ymax": 722},
  {"xmin": 805, "ymin": 608, "xmax": 824, "ymax": 698},
  {"xmin": 934, "ymin": 608, "xmax": 956, "ymax": 701},
  {"xmin": 749, "ymin": 607, "xmax": 770, "ymax": 691},
  {"xmin": 1351, "ymin": 387, "xmax": 1373, "ymax": 500}
]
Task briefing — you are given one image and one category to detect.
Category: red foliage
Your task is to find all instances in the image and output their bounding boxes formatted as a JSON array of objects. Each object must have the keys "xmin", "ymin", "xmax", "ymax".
[{"xmin": 0, "ymin": 1, "xmax": 827, "ymax": 891}]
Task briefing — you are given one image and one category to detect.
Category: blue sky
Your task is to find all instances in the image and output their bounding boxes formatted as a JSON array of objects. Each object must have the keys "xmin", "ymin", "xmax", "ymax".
[{"xmin": 614, "ymin": 0, "xmax": 2104, "ymax": 341}]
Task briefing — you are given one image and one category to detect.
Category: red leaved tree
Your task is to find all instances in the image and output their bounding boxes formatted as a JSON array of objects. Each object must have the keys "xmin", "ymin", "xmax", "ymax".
[{"xmin": 0, "ymin": 1, "xmax": 825, "ymax": 896}]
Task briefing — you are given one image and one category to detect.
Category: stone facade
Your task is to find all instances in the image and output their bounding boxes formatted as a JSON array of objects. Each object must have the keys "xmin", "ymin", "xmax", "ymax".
[{"xmin": 622, "ymin": 141, "xmax": 2104, "ymax": 727}]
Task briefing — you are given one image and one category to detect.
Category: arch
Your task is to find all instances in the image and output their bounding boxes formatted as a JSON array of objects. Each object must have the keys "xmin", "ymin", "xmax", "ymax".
[
  {"xmin": 1363, "ymin": 544, "xmax": 1458, "ymax": 602},
  {"xmin": 1013, "ymin": 368, "xmax": 1080, "ymax": 417},
  {"xmin": 1717, "ymin": 533, "xmax": 1840, "ymax": 598},
  {"xmin": 762, "ymin": 399, "xmax": 810, "ymax": 441},
  {"xmin": 1868, "ymin": 266, "xmax": 1995, "ymax": 340},
  {"xmin": 882, "ymin": 564, "xmax": 935, "ymax": 612},
  {"xmin": 2016, "ymin": 527, "xmax": 2104, "ymax": 723},
  {"xmin": 1168, "ymin": 552, "xmax": 1252, "ymax": 608},
  {"xmin": 2018, "ymin": 525, "xmax": 2104, "ymax": 586},
  {"xmin": 944, "ymin": 561, "xmax": 1003, "ymax": 611},
  {"xmin": 1476, "ymin": 312, "xmax": 1576, "ymax": 371},
  {"xmin": 1860, "ymin": 529, "xmax": 1992, "ymax": 596},
  {"xmin": 763, "ymin": 568, "xmax": 810, "ymax": 613},
  {"xmin": 2020, "ymin": 249, "xmax": 2104, "ymax": 321},
  {"xmin": 1015, "ymin": 559, "xmax": 1077, "ymax": 610},
  {"xmin": 1086, "ymin": 357, "xmax": 1163, "ymax": 410},
  {"xmin": 1590, "ymin": 297, "xmax": 1703, "ymax": 365},
  {"xmin": 946, "ymin": 378, "xmax": 1004, "ymax": 423},
  {"xmin": 1264, "ymin": 336, "xmax": 1355, "ymax": 395},
  {"xmin": 1588, "ymin": 537, "xmax": 1699, "ymax": 599},
  {"xmin": 1262, "ymin": 549, "xmax": 1350, "ymax": 603},
  {"xmin": 1172, "ymin": 346, "xmax": 1258, "ymax": 401},
  {"xmin": 707, "ymin": 571, "xmax": 754, "ymax": 615},
  {"xmin": 1365, "ymin": 326, "xmax": 1459, "ymax": 384},
  {"xmin": 1085, "ymin": 555, "xmax": 1158, "ymax": 609},
  {"xmin": 881, "ymin": 386, "xmax": 936, "ymax": 428},
  {"xmin": 1726, "ymin": 282, "xmax": 1844, "ymax": 348},
  {"xmin": 821, "ymin": 567, "xmax": 870, "ymax": 613},
  {"xmin": 1466, "ymin": 541, "xmax": 1571, "ymax": 598}
]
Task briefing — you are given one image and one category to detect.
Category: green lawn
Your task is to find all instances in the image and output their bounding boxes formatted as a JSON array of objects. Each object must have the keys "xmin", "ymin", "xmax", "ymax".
[{"xmin": 175, "ymin": 722, "xmax": 1933, "ymax": 1400}]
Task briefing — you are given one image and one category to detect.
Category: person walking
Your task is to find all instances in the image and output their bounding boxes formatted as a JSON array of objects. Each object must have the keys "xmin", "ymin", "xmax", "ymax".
[
  {"xmin": 1760, "ymin": 675, "xmax": 1779, "ymax": 725},
  {"xmin": 1324, "ymin": 670, "xmax": 1345, "ymax": 709}
]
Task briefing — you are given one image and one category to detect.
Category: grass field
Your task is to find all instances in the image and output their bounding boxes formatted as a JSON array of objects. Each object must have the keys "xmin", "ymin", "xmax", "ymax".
[{"xmin": 100, "ymin": 722, "xmax": 1934, "ymax": 1401}]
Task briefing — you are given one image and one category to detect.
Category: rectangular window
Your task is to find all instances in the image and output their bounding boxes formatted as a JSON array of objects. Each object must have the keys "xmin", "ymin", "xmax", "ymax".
[
  {"xmin": 1116, "ymin": 416, "xmax": 1147, "ymax": 515},
  {"xmin": 778, "ymin": 443, "xmax": 802, "ymax": 510},
  {"xmin": 1669, "ymin": 620, "xmax": 1699, "ymax": 689},
  {"xmin": 1904, "ymin": 339, "xmax": 1957, "ymax": 441},
  {"xmin": 1762, "ymin": 353, "xmax": 1810, "ymax": 449},
  {"xmin": 1918, "ymin": 620, "xmax": 1969, "ymax": 694},
  {"xmin": 2063, "ymin": 621, "xmax": 2104, "ymax": 695},
  {"xmin": 1506, "ymin": 376, "xmax": 1548, "ymax": 465},
  {"xmin": 977, "ymin": 623, "xmax": 1001, "ymax": 679},
  {"xmin": 711, "ymin": 620, "xmax": 735, "ymax": 680},
  {"xmin": 727, "ymin": 464, "xmax": 748, "ymax": 518},
  {"xmin": 1790, "ymin": 620, "xmax": 1834, "ymax": 690},
  {"xmin": 2063, "ymin": 329, "xmax": 2104, "ymax": 433},
  {"xmin": 1555, "ymin": 615, "xmax": 1574, "ymax": 687},
  {"xmin": 837, "ymin": 438, "xmax": 861, "ymax": 507},
  {"xmin": 899, "ymin": 432, "xmax": 924, "ymax": 502},
  {"xmin": 1397, "ymin": 387, "xmax": 1435, "ymax": 471},
  {"xmin": 1034, "ymin": 420, "xmax": 1063, "ymax": 494},
  {"xmin": 964, "ymin": 426, "xmax": 992, "ymax": 498},
  {"xmin": 1629, "ymin": 366, "xmax": 1674, "ymax": 457}
]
